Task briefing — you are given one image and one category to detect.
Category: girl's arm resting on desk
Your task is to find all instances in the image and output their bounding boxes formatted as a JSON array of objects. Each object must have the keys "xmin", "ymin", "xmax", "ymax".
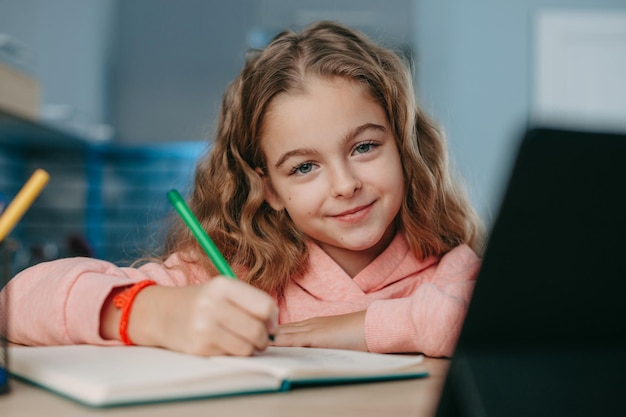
[
  {"xmin": 365, "ymin": 246, "xmax": 480, "ymax": 357},
  {"xmin": 273, "ymin": 310, "xmax": 368, "ymax": 351},
  {"xmin": 3, "ymin": 257, "xmax": 167, "ymax": 346},
  {"xmin": 364, "ymin": 285, "xmax": 467, "ymax": 357},
  {"xmin": 272, "ymin": 285, "xmax": 467, "ymax": 357},
  {"xmin": 273, "ymin": 286, "xmax": 469, "ymax": 357},
  {"xmin": 273, "ymin": 245, "xmax": 480, "ymax": 357},
  {"xmin": 101, "ymin": 277, "xmax": 278, "ymax": 356},
  {"xmin": 3, "ymin": 255, "xmax": 278, "ymax": 356}
]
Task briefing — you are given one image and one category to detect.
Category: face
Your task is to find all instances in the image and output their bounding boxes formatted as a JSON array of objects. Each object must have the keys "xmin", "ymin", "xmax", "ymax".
[{"xmin": 259, "ymin": 76, "xmax": 405, "ymax": 268}]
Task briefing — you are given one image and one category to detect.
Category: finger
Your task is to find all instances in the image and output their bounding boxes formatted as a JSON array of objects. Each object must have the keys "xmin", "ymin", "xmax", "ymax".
[
  {"xmin": 211, "ymin": 277, "xmax": 278, "ymax": 323},
  {"xmin": 210, "ymin": 301, "xmax": 271, "ymax": 351},
  {"xmin": 185, "ymin": 305, "xmax": 264, "ymax": 356},
  {"xmin": 272, "ymin": 328, "xmax": 313, "ymax": 348},
  {"xmin": 179, "ymin": 281, "xmax": 271, "ymax": 354},
  {"xmin": 277, "ymin": 320, "xmax": 313, "ymax": 333},
  {"xmin": 208, "ymin": 277, "xmax": 279, "ymax": 341},
  {"xmin": 176, "ymin": 312, "xmax": 257, "ymax": 357},
  {"xmin": 202, "ymin": 324, "xmax": 258, "ymax": 357},
  {"xmin": 267, "ymin": 308, "xmax": 279, "ymax": 338}
]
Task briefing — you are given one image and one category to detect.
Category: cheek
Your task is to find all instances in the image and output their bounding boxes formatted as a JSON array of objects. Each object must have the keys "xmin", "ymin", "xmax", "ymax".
[
  {"xmin": 280, "ymin": 187, "xmax": 323, "ymax": 220},
  {"xmin": 376, "ymin": 163, "xmax": 405, "ymax": 207},
  {"xmin": 387, "ymin": 154, "xmax": 405, "ymax": 191},
  {"xmin": 365, "ymin": 155, "xmax": 404, "ymax": 192},
  {"xmin": 283, "ymin": 195, "xmax": 308, "ymax": 215}
]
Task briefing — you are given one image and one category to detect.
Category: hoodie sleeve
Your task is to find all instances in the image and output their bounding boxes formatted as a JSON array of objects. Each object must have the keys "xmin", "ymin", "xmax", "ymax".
[
  {"xmin": 0, "ymin": 253, "xmax": 210, "ymax": 346},
  {"xmin": 364, "ymin": 244, "xmax": 481, "ymax": 357}
]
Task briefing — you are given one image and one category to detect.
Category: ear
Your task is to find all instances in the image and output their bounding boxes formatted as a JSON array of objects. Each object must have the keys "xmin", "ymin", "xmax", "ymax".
[{"xmin": 255, "ymin": 167, "xmax": 284, "ymax": 211}]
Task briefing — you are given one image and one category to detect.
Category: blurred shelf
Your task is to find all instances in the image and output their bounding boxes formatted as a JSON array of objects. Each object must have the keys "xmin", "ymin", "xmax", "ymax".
[
  {"xmin": 0, "ymin": 107, "xmax": 207, "ymax": 266},
  {"xmin": 0, "ymin": 108, "xmax": 91, "ymax": 150}
]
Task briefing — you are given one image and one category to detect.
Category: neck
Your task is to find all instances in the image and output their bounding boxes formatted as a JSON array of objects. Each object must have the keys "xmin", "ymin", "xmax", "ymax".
[{"xmin": 315, "ymin": 224, "xmax": 397, "ymax": 278}]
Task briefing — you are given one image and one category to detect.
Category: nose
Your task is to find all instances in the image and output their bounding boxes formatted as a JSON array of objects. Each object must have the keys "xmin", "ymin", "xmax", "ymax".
[{"xmin": 329, "ymin": 163, "xmax": 362, "ymax": 198}]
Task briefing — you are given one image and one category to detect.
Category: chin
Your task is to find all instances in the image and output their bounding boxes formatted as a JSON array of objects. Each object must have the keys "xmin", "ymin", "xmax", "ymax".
[{"xmin": 338, "ymin": 234, "xmax": 386, "ymax": 252}]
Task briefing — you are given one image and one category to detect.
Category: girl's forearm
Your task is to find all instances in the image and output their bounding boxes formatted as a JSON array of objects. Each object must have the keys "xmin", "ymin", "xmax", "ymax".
[
  {"xmin": 99, "ymin": 286, "xmax": 124, "ymax": 342},
  {"xmin": 99, "ymin": 284, "xmax": 163, "ymax": 347}
]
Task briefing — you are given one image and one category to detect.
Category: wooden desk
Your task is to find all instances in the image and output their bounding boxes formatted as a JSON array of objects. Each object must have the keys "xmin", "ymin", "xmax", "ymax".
[{"xmin": 0, "ymin": 357, "xmax": 449, "ymax": 417}]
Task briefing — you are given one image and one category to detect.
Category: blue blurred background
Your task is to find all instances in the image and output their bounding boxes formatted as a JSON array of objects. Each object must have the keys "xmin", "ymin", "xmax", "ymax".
[{"xmin": 0, "ymin": 0, "xmax": 624, "ymax": 271}]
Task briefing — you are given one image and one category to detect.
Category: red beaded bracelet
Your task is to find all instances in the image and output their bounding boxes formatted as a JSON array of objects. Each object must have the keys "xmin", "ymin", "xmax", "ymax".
[{"xmin": 113, "ymin": 279, "xmax": 157, "ymax": 345}]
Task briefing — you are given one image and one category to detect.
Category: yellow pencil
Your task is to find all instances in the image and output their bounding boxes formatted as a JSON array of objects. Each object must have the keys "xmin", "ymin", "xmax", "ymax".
[{"xmin": 0, "ymin": 169, "xmax": 50, "ymax": 242}]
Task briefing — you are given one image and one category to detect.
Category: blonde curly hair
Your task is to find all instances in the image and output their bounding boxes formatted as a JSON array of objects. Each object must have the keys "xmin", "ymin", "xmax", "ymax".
[{"xmin": 163, "ymin": 20, "xmax": 484, "ymax": 296}]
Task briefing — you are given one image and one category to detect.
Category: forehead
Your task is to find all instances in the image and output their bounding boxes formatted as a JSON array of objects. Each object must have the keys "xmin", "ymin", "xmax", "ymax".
[
  {"xmin": 266, "ymin": 75, "xmax": 374, "ymax": 112},
  {"xmin": 259, "ymin": 76, "xmax": 387, "ymax": 160}
]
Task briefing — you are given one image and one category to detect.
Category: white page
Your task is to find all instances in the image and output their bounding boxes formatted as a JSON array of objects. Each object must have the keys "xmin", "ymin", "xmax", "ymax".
[
  {"xmin": 214, "ymin": 346, "xmax": 425, "ymax": 380},
  {"xmin": 9, "ymin": 345, "xmax": 281, "ymax": 406}
]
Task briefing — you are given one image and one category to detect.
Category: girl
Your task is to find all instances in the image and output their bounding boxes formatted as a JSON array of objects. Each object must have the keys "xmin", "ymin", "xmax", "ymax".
[{"xmin": 1, "ymin": 21, "xmax": 484, "ymax": 358}]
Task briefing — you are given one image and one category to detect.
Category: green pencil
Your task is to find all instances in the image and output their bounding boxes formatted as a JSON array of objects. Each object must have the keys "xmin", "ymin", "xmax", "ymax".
[{"xmin": 167, "ymin": 189, "xmax": 237, "ymax": 279}]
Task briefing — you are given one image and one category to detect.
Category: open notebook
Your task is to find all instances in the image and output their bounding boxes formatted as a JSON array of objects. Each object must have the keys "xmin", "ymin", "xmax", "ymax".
[
  {"xmin": 8, "ymin": 345, "xmax": 427, "ymax": 408},
  {"xmin": 435, "ymin": 127, "xmax": 626, "ymax": 417}
]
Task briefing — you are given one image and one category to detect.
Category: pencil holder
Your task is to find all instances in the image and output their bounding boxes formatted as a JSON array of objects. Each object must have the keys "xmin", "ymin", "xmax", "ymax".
[{"xmin": 0, "ymin": 239, "xmax": 17, "ymax": 394}]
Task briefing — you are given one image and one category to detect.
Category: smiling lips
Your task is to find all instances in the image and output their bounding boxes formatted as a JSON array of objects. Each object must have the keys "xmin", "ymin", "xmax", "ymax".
[{"xmin": 331, "ymin": 202, "xmax": 375, "ymax": 222}]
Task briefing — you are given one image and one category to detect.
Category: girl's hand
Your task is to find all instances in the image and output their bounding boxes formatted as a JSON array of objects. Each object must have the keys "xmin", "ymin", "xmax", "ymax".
[
  {"xmin": 104, "ymin": 277, "xmax": 279, "ymax": 357},
  {"xmin": 273, "ymin": 310, "xmax": 368, "ymax": 352}
]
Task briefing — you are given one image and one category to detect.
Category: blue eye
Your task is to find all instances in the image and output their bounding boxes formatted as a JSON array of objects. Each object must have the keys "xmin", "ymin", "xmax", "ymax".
[
  {"xmin": 291, "ymin": 162, "xmax": 314, "ymax": 175},
  {"xmin": 353, "ymin": 141, "xmax": 378, "ymax": 155}
]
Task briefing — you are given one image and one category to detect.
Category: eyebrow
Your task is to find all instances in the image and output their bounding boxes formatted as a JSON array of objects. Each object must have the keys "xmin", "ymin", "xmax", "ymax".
[{"xmin": 273, "ymin": 123, "xmax": 387, "ymax": 169}]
